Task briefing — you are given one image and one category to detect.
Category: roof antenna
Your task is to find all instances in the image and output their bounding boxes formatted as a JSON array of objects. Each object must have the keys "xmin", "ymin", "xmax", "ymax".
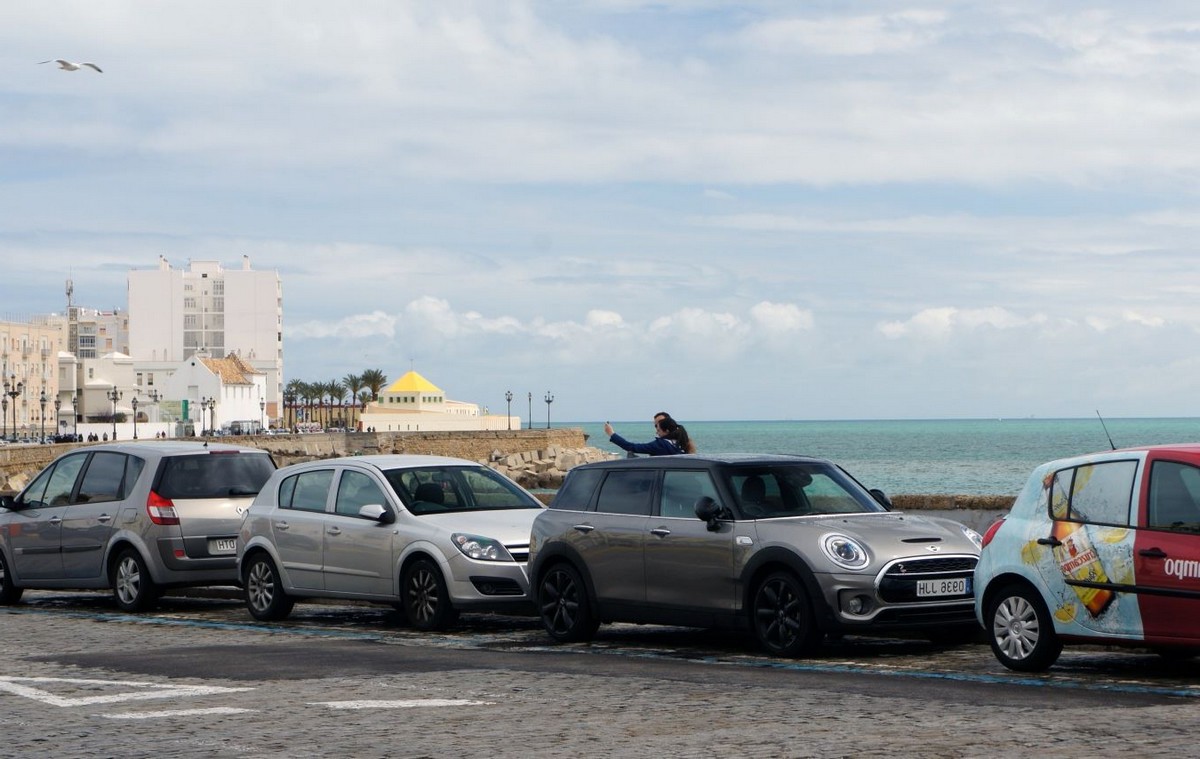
[{"xmin": 1096, "ymin": 410, "xmax": 1116, "ymax": 450}]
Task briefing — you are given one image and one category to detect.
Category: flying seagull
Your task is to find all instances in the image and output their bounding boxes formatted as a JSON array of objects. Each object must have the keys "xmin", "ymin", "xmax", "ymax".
[{"xmin": 39, "ymin": 59, "xmax": 103, "ymax": 73}]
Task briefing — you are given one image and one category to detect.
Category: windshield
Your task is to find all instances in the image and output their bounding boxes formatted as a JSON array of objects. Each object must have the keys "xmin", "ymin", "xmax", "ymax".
[
  {"xmin": 725, "ymin": 462, "xmax": 886, "ymax": 519},
  {"xmin": 157, "ymin": 452, "xmax": 277, "ymax": 499},
  {"xmin": 384, "ymin": 465, "xmax": 542, "ymax": 515}
]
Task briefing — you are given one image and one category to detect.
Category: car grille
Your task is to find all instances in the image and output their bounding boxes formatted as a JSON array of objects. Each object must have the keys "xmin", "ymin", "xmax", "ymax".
[
  {"xmin": 878, "ymin": 555, "xmax": 977, "ymax": 603},
  {"xmin": 506, "ymin": 544, "xmax": 530, "ymax": 563}
]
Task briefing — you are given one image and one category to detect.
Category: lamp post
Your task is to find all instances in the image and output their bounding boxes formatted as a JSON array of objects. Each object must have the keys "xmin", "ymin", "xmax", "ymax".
[
  {"xmin": 106, "ymin": 387, "xmax": 122, "ymax": 441},
  {"xmin": 53, "ymin": 397, "xmax": 61, "ymax": 441},
  {"xmin": 259, "ymin": 398, "xmax": 266, "ymax": 433},
  {"xmin": 505, "ymin": 390, "xmax": 513, "ymax": 430},
  {"xmin": 5, "ymin": 376, "xmax": 23, "ymax": 441},
  {"xmin": 38, "ymin": 390, "xmax": 46, "ymax": 442},
  {"xmin": 1, "ymin": 396, "xmax": 7, "ymax": 440},
  {"xmin": 527, "ymin": 392, "xmax": 532, "ymax": 431},
  {"xmin": 71, "ymin": 393, "xmax": 79, "ymax": 440},
  {"xmin": 202, "ymin": 396, "xmax": 216, "ymax": 435},
  {"xmin": 544, "ymin": 392, "xmax": 554, "ymax": 429},
  {"xmin": 131, "ymin": 396, "xmax": 140, "ymax": 439}
]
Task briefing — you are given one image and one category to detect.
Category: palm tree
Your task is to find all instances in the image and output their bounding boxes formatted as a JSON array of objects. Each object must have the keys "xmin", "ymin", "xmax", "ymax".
[
  {"xmin": 300, "ymin": 381, "xmax": 321, "ymax": 428},
  {"xmin": 343, "ymin": 373, "xmax": 363, "ymax": 430},
  {"xmin": 326, "ymin": 380, "xmax": 345, "ymax": 429},
  {"xmin": 361, "ymin": 369, "xmax": 388, "ymax": 401},
  {"xmin": 284, "ymin": 379, "xmax": 305, "ymax": 429}
]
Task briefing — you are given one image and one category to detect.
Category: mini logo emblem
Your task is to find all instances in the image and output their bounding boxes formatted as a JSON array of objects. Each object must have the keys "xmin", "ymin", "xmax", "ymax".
[{"xmin": 926, "ymin": 545, "xmax": 941, "ymax": 552}]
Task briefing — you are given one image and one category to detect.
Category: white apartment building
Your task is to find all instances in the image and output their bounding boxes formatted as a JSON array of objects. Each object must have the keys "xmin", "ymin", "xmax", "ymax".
[{"xmin": 128, "ymin": 256, "xmax": 283, "ymax": 423}]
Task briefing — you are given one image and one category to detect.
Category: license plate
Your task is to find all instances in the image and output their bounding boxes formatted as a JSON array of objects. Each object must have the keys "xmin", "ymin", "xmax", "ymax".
[
  {"xmin": 916, "ymin": 577, "xmax": 970, "ymax": 597},
  {"xmin": 209, "ymin": 538, "xmax": 237, "ymax": 555}
]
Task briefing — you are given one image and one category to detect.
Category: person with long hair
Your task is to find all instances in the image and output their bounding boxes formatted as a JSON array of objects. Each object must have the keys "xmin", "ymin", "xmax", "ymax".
[{"xmin": 605, "ymin": 415, "xmax": 695, "ymax": 456}]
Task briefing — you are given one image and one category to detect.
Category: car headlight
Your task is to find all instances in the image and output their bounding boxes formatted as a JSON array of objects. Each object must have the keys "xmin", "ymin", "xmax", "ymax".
[
  {"xmin": 961, "ymin": 525, "xmax": 983, "ymax": 549},
  {"xmin": 821, "ymin": 533, "xmax": 870, "ymax": 570},
  {"xmin": 451, "ymin": 533, "xmax": 514, "ymax": 562}
]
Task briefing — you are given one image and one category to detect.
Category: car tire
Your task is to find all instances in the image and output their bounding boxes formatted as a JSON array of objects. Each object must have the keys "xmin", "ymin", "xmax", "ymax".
[
  {"xmin": 0, "ymin": 551, "xmax": 23, "ymax": 605},
  {"xmin": 402, "ymin": 558, "xmax": 459, "ymax": 631},
  {"xmin": 751, "ymin": 570, "xmax": 820, "ymax": 657},
  {"xmin": 537, "ymin": 563, "xmax": 599, "ymax": 643},
  {"xmin": 243, "ymin": 553, "xmax": 294, "ymax": 621},
  {"xmin": 111, "ymin": 548, "xmax": 160, "ymax": 612},
  {"xmin": 987, "ymin": 582, "xmax": 1062, "ymax": 672}
]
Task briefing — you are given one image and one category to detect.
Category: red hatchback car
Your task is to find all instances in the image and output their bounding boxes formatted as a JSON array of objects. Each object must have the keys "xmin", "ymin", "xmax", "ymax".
[{"xmin": 975, "ymin": 444, "xmax": 1200, "ymax": 671}]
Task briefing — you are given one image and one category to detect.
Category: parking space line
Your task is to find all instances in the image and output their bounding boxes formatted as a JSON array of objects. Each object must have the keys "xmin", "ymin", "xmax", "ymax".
[
  {"xmin": 310, "ymin": 699, "xmax": 494, "ymax": 709},
  {"xmin": 0, "ymin": 676, "xmax": 254, "ymax": 707},
  {"xmin": 104, "ymin": 707, "xmax": 256, "ymax": 719}
]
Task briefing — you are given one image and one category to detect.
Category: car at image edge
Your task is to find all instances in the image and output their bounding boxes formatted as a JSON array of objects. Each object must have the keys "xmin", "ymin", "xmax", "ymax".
[
  {"xmin": 0, "ymin": 441, "xmax": 277, "ymax": 611},
  {"xmin": 976, "ymin": 444, "xmax": 1200, "ymax": 672},
  {"xmin": 528, "ymin": 453, "xmax": 983, "ymax": 656},
  {"xmin": 237, "ymin": 454, "xmax": 544, "ymax": 629}
]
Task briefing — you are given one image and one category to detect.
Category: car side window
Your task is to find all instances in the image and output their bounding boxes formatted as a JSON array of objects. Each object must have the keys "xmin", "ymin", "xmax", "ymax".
[
  {"xmin": 33, "ymin": 454, "xmax": 89, "ymax": 508},
  {"xmin": 124, "ymin": 456, "xmax": 146, "ymax": 499},
  {"xmin": 285, "ymin": 470, "xmax": 334, "ymax": 512},
  {"xmin": 595, "ymin": 470, "xmax": 656, "ymax": 516},
  {"xmin": 1050, "ymin": 460, "xmax": 1136, "ymax": 527},
  {"xmin": 1147, "ymin": 460, "xmax": 1200, "ymax": 531},
  {"xmin": 659, "ymin": 471, "xmax": 718, "ymax": 518},
  {"xmin": 550, "ymin": 468, "xmax": 603, "ymax": 511},
  {"xmin": 77, "ymin": 452, "xmax": 128, "ymax": 504},
  {"xmin": 334, "ymin": 470, "xmax": 388, "ymax": 517}
]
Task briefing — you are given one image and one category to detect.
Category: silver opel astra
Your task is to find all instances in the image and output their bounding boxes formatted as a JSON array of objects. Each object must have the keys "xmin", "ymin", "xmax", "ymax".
[{"xmin": 238, "ymin": 455, "xmax": 543, "ymax": 629}]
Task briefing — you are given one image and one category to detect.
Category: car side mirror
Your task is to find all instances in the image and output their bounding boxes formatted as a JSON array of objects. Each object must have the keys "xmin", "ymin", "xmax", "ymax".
[
  {"xmin": 358, "ymin": 503, "xmax": 395, "ymax": 523},
  {"xmin": 869, "ymin": 488, "xmax": 892, "ymax": 509},
  {"xmin": 0, "ymin": 494, "xmax": 15, "ymax": 511},
  {"xmin": 694, "ymin": 496, "xmax": 730, "ymax": 532}
]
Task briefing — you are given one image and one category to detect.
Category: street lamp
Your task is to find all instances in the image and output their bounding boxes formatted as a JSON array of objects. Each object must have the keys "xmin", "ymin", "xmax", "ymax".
[
  {"xmin": 131, "ymin": 396, "xmax": 140, "ymax": 439},
  {"xmin": 202, "ymin": 396, "xmax": 217, "ymax": 435},
  {"xmin": 259, "ymin": 398, "xmax": 266, "ymax": 432},
  {"xmin": 505, "ymin": 390, "xmax": 513, "ymax": 430},
  {"xmin": 38, "ymin": 389, "xmax": 47, "ymax": 442},
  {"xmin": 1, "ymin": 396, "xmax": 7, "ymax": 439},
  {"xmin": 71, "ymin": 393, "xmax": 79, "ymax": 439},
  {"xmin": 544, "ymin": 392, "xmax": 554, "ymax": 429},
  {"xmin": 53, "ymin": 397, "xmax": 61, "ymax": 441},
  {"xmin": 527, "ymin": 392, "xmax": 532, "ymax": 431},
  {"xmin": 5, "ymin": 376, "xmax": 23, "ymax": 441},
  {"xmin": 106, "ymin": 387, "xmax": 122, "ymax": 441}
]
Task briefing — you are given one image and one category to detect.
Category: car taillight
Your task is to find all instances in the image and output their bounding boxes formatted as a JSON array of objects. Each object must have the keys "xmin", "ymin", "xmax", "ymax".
[
  {"xmin": 980, "ymin": 517, "xmax": 1006, "ymax": 548},
  {"xmin": 147, "ymin": 490, "xmax": 180, "ymax": 525}
]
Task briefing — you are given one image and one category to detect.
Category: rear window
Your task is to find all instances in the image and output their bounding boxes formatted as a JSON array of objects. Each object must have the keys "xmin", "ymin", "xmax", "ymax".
[{"xmin": 156, "ymin": 452, "xmax": 276, "ymax": 499}]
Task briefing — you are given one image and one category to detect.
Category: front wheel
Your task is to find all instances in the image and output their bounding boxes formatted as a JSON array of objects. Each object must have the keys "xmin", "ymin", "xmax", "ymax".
[
  {"xmin": 751, "ymin": 571, "xmax": 820, "ymax": 657},
  {"xmin": 243, "ymin": 553, "xmax": 294, "ymax": 621},
  {"xmin": 538, "ymin": 563, "xmax": 598, "ymax": 643},
  {"xmin": 112, "ymin": 548, "xmax": 160, "ymax": 612},
  {"xmin": 0, "ymin": 551, "xmax": 23, "ymax": 605},
  {"xmin": 402, "ymin": 559, "xmax": 459, "ymax": 631},
  {"xmin": 987, "ymin": 583, "xmax": 1062, "ymax": 672}
]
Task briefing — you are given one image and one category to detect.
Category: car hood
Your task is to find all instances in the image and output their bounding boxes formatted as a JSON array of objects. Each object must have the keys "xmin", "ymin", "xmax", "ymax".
[
  {"xmin": 416, "ymin": 508, "xmax": 543, "ymax": 544},
  {"xmin": 758, "ymin": 511, "xmax": 980, "ymax": 566}
]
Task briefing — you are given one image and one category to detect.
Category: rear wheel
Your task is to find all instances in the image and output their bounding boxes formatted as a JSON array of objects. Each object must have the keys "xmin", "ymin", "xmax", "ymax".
[
  {"xmin": 111, "ymin": 548, "xmax": 160, "ymax": 612},
  {"xmin": 751, "ymin": 571, "xmax": 821, "ymax": 657},
  {"xmin": 243, "ymin": 553, "xmax": 294, "ymax": 621},
  {"xmin": 987, "ymin": 583, "xmax": 1062, "ymax": 672},
  {"xmin": 0, "ymin": 551, "xmax": 23, "ymax": 605},
  {"xmin": 402, "ymin": 559, "xmax": 459, "ymax": 631},
  {"xmin": 538, "ymin": 563, "xmax": 598, "ymax": 643}
]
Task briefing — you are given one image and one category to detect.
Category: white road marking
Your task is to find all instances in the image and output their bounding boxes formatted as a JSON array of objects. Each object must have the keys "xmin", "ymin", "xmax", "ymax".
[
  {"xmin": 104, "ymin": 707, "xmax": 255, "ymax": 720},
  {"xmin": 310, "ymin": 698, "xmax": 494, "ymax": 709},
  {"xmin": 0, "ymin": 676, "xmax": 253, "ymax": 707}
]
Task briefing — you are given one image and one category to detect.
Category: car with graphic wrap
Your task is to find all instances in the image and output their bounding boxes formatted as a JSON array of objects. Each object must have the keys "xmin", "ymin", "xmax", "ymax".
[
  {"xmin": 529, "ymin": 454, "xmax": 982, "ymax": 656},
  {"xmin": 976, "ymin": 444, "xmax": 1200, "ymax": 671}
]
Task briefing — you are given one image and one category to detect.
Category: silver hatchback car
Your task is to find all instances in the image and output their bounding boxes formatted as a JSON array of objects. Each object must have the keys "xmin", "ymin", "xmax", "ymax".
[
  {"xmin": 530, "ymin": 454, "xmax": 982, "ymax": 656},
  {"xmin": 0, "ymin": 441, "xmax": 277, "ymax": 611},
  {"xmin": 237, "ymin": 455, "xmax": 544, "ymax": 629}
]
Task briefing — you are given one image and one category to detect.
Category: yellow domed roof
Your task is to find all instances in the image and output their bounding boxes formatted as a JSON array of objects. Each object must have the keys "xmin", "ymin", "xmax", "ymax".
[{"xmin": 385, "ymin": 370, "xmax": 442, "ymax": 393}]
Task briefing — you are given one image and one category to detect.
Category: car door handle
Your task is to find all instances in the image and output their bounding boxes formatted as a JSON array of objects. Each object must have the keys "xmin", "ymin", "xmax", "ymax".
[
  {"xmin": 49, "ymin": 516, "xmax": 62, "ymax": 526},
  {"xmin": 572, "ymin": 524, "xmax": 594, "ymax": 533},
  {"xmin": 327, "ymin": 527, "xmax": 342, "ymax": 536},
  {"xmin": 1139, "ymin": 547, "xmax": 1168, "ymax": 559},
  {"xmin": 650, "ymin": 528, "xmax": 671, "ymax": 537},
  {"xmin": 1036, "ymin": 537, "xmax": 1061, "ymax": 547},
  {"xmin": 97, "ymin": 514, "xmax": 112, "ymax": 523},
  {"xmin": 274, "ymin": 521, "xmax": 290, "ymax": 531}
]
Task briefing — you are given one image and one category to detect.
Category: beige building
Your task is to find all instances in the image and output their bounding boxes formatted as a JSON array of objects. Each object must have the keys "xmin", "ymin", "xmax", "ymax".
[
  {"xmin": 358, "ymin": 370, "xmax": 519, "ymax": 432},
  {"xmin": 0, "ymin": 318, "xmax": 67, "ymax": 439}
]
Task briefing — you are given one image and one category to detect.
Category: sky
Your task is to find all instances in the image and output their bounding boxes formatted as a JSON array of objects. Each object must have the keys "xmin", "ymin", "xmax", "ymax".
[{"xmin": 4, "ymin": 1, "xmax": 1200, "ymax": 423}]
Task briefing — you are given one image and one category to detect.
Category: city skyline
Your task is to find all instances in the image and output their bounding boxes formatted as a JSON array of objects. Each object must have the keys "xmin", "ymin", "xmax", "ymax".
[{"xmin": 4, "ymin": 2, "xmax": 1200, "ymax": 422}]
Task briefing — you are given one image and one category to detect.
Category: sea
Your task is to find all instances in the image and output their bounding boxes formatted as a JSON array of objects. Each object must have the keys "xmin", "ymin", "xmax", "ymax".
[{"xmin": 565, "ymin": 417, "xmax": 1200, "ymax": 496}]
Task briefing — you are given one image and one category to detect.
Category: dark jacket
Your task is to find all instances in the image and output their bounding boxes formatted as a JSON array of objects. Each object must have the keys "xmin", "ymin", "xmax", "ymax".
[{"xmin": 609, "ymin": 433, "xmax": 684, "ymax": 456}]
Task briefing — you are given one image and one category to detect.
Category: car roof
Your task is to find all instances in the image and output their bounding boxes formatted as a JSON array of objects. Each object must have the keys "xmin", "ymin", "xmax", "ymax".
[
  {"xmin": 65, "ymin": 441, "xmax": 269, "ymax": 457},
  {"xmin": 274, "ymin": 454, "xmax": 482, "ymax": 474},
  {"xmin": 572, "ymin": 453, "xmax": 835, "ymax": 470}
]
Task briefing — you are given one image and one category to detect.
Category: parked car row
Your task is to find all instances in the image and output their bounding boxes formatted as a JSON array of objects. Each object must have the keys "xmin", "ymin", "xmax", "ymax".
[{"xmin": 2, "ymin": 442, "xmax": 1198, "ymax": 671}]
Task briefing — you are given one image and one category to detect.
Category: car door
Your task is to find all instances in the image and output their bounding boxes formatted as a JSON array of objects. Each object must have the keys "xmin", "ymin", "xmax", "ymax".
[
  {"xmin": 60, "ymin": 451, "xmax": 132, "ymax": 579},
  {"xmin": 573, "ymin": 469, "xmax": 654, "ymax": 606},
  {"xmin": 644, "ymin": 469, "xmax": 736, "ymax": 612},
  {"xmin": 270, "ymin": 469, "xmax": 334, "ymax": 591},
  {"xmin": 321, "ymin": 468, "xmax": 396, "ymax": 596},
  {"xmin": 7, "ymin": 453, "xmax": 88, "ymax": 580},
  {"xmin": 1133, "ymin": 456, "xmax": 1200, "ymax": 643}
]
